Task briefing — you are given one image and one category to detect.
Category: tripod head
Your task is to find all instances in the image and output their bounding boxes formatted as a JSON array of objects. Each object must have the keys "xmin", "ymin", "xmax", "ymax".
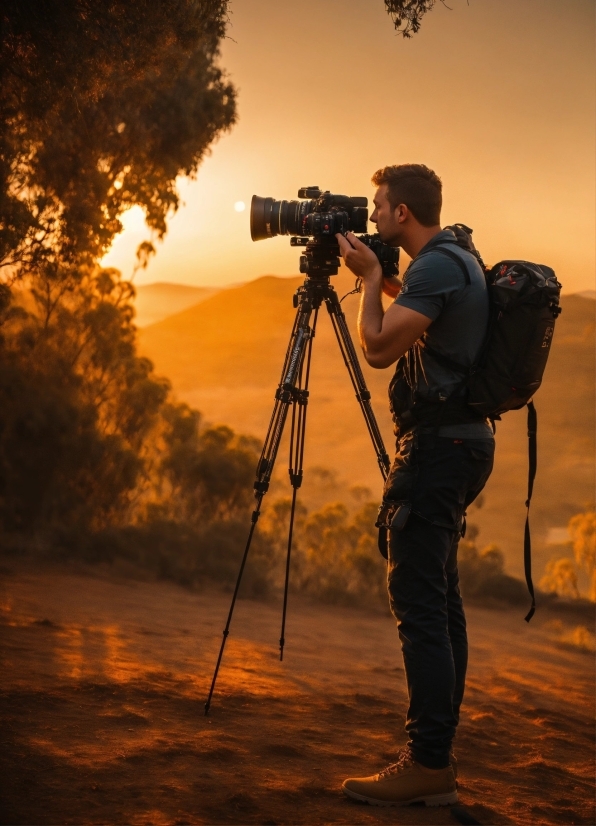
[{"xmin": 290, "ymin": 235, "xmax": 341, "ymax": 278}]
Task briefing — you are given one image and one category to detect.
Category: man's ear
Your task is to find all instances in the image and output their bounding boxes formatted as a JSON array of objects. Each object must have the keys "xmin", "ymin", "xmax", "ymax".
[{"xmin": 395, "ymin": 203, "xmax": 409, "ymax": 224}]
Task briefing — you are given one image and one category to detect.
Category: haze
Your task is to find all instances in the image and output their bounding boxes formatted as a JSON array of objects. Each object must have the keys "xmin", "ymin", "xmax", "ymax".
[{"xmin": 102, "ymin": 0, "xmax": 596, "ymax": 294}]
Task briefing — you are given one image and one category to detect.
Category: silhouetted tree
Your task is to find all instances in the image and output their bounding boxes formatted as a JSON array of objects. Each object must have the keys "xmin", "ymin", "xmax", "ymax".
[
  {"xmin": 0, "ymin": 1, "xmax": 243, "ymax": 545},
  {"xmin": 1, "ymin": 0, "xmax": 236, "ymax": 275},
  {"xmin": 457, "ymin": 536, "xmax": 528, "ymax": 604},
  {"xmin": 0, "ymin": 268, "xmax": 169, "ymax": 532},
  {"xmin": 288, "ymin": 501, "xmax": 386, "ymax": 605},
  {"xmin": 385, "ymin": 0, "xmax": 440, "ymax": 37},
  {"xmin": 159, "ymin": 411, "xmax": 261, "ymax": 524}
]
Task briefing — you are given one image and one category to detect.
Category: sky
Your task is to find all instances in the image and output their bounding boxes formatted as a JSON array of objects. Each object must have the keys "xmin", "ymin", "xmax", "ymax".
[{"xmin": 101, "ymin": 0, "xmax": 596, "ymax": 294}]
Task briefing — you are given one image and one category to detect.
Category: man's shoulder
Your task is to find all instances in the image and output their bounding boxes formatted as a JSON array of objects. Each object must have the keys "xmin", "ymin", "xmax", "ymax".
[
  {"xmin": 408, "ymin": 247, "xmax": 465, "ymax": 273},
  {"xmin": 401, "ymin": 247, "xmax": 465, "ymax": 295},
  {"xmin": 408, "ymin": 242, "xmax": 484, "ymax": 285}
]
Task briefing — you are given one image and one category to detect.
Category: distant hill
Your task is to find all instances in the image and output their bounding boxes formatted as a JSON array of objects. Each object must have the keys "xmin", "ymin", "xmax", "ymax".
[
  {"xmin": 133, "ymin": 282, "xmax": 220, "ymax": 327},
  {"xmin": 139, "ymin": 276, "xmax": 595, "ymax": 581}
]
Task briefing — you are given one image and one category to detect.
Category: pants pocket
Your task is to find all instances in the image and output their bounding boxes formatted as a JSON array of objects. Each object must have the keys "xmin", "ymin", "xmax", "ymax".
[{"xmin": 383, "ymin": 432, "xmax": 417, "ymax": 501}]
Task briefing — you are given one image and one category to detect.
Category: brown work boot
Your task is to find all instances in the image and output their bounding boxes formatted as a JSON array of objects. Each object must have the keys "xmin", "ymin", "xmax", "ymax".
[{"xmin": 342, "ymin": 750, "xmax": 458, "ymax": 807}]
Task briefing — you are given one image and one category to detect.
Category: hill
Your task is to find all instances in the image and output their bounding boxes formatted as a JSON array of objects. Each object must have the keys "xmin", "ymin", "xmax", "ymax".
[
  {"xmin": 133, "ymin": 282, "xmax": 220, "ymax": 327},
  {"xmin": 138, "ymin": 277, "xmax": 595, "ymax": 582}
]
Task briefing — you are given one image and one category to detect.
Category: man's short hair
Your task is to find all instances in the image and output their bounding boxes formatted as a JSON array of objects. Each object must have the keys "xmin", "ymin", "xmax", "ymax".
[{"xmin": 372, "ymin": 164, "xmax": 442, "ymax": 227}]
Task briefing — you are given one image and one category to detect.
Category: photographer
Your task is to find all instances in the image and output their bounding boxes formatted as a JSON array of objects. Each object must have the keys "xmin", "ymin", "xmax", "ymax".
[{"xmin": 336, "ymin": 164, "xmax": 494, "ymax": 808}]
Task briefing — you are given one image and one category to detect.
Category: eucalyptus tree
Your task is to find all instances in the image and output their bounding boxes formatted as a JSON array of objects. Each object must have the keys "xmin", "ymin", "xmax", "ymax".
[
  {"xmin": 0, "ymin": 0, "xmax": 236, "ymax": 276},
  {"xmin": 0, "ymin": 1, "xmax": 237, "ymax": 537},
  {"xmin": 385, "ymin": 0, "xmax": 445, "ymax": 37}
]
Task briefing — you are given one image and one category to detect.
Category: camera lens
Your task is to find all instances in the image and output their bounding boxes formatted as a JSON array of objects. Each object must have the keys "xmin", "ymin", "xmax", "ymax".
[
  {"xmin": 251, "ymin": 195, "xmax": 317, "ymax": 239},
  {"xmin": 280, "ymin": 200, "xmax": 307, "ymax": 235},
  {"xmin": 250, "ymin": 195, "xmax": 273, "ymax": 240}
]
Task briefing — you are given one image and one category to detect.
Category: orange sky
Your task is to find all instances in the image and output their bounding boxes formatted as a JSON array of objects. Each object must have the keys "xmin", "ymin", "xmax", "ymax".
[{"xmin": 102, "ymin": 0, "xmax": 595, "ymax": 294}]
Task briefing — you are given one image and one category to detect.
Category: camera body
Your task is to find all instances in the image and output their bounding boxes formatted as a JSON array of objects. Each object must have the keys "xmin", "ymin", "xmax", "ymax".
[{"xmin": 251, "ymin": 187, "xmax": 399, "ymax": 279}]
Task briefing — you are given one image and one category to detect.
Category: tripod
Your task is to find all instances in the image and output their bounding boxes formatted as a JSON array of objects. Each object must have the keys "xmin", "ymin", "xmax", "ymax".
[{"xmin": 204, "ymin": 240, "xmax": 390, "ymax": 715}]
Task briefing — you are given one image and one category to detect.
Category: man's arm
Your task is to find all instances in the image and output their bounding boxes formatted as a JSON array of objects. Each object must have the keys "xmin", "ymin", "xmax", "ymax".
[{"xmin": 336, "ymin": 232, "xmax": 432, "ymax": 369}]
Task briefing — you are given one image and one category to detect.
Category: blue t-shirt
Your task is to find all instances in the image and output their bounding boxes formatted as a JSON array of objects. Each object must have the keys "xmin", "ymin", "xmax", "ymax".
[{"xmin": 395, "ymin": 230, "xmax": 493, "ymax": 439}]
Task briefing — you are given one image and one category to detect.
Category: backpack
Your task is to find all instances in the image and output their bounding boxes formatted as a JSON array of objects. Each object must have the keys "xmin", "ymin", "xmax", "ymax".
[{"xmin": 418, "ymin": 224, "xmax": 563, "ymax": 620}]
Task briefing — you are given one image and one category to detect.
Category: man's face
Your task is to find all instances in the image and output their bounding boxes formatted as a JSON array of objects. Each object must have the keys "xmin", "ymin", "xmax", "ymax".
[{"xmin": 370, "ymin": 184, "xmax": 402, "ymax": 247}]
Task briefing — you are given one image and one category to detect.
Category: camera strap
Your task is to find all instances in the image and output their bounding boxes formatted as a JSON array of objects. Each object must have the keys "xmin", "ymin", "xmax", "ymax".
[{"xmin": 339, "ymin": 277, "xmax": 362, "ymax": 303}]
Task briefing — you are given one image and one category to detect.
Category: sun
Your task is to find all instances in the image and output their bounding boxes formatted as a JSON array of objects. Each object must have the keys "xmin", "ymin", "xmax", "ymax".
[{"xmin": 234, "ymin": 201, "xmax": 246, "ymax": 212}]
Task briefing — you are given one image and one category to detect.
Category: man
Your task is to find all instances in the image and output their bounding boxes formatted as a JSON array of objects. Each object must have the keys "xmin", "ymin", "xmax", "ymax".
[{"xmin": 336, "ymin": 164, "xmax": 495, "ymax": 807}]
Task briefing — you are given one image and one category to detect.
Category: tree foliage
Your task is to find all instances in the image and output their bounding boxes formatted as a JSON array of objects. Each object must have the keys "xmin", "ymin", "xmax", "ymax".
[
  {"xmin": 258, "ymin": 499, "xmax": 387, "ymax": 607},
  {"xmin": 457, "ymin": 536, "xmax": 528, "ymax": 605},
  {"xmin": 1, "ymin": 0, "xmax": 236, "ymax": 274},
  {"xmin": 0, "ymin": 1, "xmax": 246, "ymax": 553},
  {"xmin": 0, "ymin": 269, "xmax": 169, "ymax": 531},
  {"xmin": 539, "ymin": 557, "xmax": 580, "ymax": 600},
  {"xmin": 159, "ymin": 415, "xmax": 262, "ymax": 524},
  {"xmin": 568, "ymin": 510, "xmax": 596, "ymax": 600},
  {"xmin": 539, "ymin": 511, "xmax": 596, "ymax": 602},
  {"xmin": 0, "ymin": 263, "xmax": 272, "ymax": 586},
  {"xmin": 384, "ymin": 0, "xmax": 439, "ymax": 38}
]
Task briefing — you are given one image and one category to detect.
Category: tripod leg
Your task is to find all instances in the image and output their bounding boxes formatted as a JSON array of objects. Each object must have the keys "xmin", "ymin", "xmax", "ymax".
[
  {"xmin": 204, "ymin": 500, "xmax": 263, "ymax": 715},
  {"xmin": 325, "ymin": 291, "xmax": 390, "ymax": 479},
  {"xmin": 204, "ymin": 299, "xmax": 316, "ymax": 715},
  {"xmin": 279, "ymin": 309, "xmax": 317, "ymax": 661}
]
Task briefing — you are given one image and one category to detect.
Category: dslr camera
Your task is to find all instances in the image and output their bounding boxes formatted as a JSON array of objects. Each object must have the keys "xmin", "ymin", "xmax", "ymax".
[{"xmin": 250, "ymin": 187, "xmax": 399, "ymax": 279}]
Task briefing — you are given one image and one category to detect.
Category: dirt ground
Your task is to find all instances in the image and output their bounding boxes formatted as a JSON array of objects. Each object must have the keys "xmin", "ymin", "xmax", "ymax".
[{"xmin": 0, "ymin": 561, "xmax": 594, "ymax": 826}]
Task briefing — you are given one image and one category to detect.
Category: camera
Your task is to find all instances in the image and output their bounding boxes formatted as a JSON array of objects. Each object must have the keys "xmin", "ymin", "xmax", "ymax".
[
  {"xmin": 251, "ymin": 187, "xmax": 368, "ymax": 239},
  {"xmin": 250, "ymin": 187, "xmax": 399, "ymax": 279}
]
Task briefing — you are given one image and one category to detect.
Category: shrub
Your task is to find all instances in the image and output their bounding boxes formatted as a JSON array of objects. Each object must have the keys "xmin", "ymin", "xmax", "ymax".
[{"xmin": 458, "ymin": 539, "xmax": 528, "ymax": 605}]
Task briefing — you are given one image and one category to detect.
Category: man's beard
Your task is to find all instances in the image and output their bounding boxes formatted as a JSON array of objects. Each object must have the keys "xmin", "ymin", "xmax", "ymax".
[{"xmin": 377, "ymin": 226, "xmax": 401, "ymax": 248}]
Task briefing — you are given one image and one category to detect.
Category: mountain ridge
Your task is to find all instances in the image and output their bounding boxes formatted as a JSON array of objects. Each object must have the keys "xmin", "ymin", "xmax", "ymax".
[{"xmin": 138, "ymin": 277, "xmax": 595, "ymax": 580}]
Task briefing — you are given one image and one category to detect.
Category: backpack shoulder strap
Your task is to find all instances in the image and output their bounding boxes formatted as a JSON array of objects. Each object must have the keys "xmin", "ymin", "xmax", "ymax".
[
  {"xmin": 413, "ymin": 245, "xmax": 475, "ymax": 374},
  {"xmin": 416, "ymin": 244, "xmax": 472, "ymax": 286}
]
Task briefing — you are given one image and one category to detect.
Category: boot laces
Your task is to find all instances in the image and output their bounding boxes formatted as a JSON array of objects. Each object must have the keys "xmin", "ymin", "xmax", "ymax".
[{"xmin": 378, "ymin": 748, "xmax": 413, "ymax": 779}]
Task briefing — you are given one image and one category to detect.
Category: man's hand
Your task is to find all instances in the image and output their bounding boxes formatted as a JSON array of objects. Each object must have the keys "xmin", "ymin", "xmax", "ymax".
[
  {"xmin": 337, "ymin": 232, "xmax": 402, "ymax": 298},
  {"xmin": 336, "ymin": 231, "xmax": 429, "ymax": 368},
  {"xmin": 336, "ymin": 232, "xmax": 382, "ymax": 282}
]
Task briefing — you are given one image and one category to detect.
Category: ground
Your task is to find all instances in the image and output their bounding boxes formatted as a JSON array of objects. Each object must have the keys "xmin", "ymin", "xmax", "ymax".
[{"xmin": 0, "ymin": 561, "xmax": 594, "ymax": 826}]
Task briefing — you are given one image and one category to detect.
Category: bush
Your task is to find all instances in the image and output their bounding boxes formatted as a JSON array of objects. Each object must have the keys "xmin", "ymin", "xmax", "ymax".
[
  {"xmin": 259, "ymin": 499, "xmax": 387, "ymax": 609},
  {"xmin": 458, "ymin": 539, "xmax": 528, "ymax": 605},
  {"xmin": 54, "ymin": 517, "xmax": 278, "ymax": 599}
]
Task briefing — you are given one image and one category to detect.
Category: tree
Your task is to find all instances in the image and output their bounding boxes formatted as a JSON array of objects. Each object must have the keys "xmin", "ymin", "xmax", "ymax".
[
  {"xmin": 1, "ymin": 0, "xmax": 236, "ymax": 275},
  {"xmin": 159, "ymin": 413, "xmax": 261, "ymax": 525},
  {"xmin": 385, "ymin": 0, "xmax": 442, "ymax": 38},
  {"xmin": 568, "ymin": 510, "xmax": 596, "ymax": 601},
  {"xmin": 0, "ymin": 1, "xmax": 240, "ymax": 541},
  {"xmin": 539, "ymin": 558, "xmax": 580, "ymax": 600},
  {"xmin": 0, "ymin": 268, "xmax": 170, "ymax": 532}
]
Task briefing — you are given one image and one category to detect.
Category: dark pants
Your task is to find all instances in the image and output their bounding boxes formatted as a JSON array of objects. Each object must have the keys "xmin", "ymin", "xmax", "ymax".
[{"xmin": 384, "ymin": 431, "xmax": 495, "ymax": 769}]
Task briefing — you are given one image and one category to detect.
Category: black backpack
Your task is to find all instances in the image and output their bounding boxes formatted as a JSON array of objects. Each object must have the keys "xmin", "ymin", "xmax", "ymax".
[{"xmin": 422, "ymin": 224, "xmax": 563, "ymax": 620}]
